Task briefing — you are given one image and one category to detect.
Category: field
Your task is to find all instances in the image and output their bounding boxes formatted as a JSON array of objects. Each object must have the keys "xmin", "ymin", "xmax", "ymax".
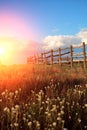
[{"xmin": 0, "ymin": 64, "xmax": 87, "ymax": 130}]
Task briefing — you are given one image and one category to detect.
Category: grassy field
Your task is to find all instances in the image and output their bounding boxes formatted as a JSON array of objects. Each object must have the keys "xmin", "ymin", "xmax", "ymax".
[{"xmin": 0, "ymin": 64, "xmax": 87, "ymax": 130}]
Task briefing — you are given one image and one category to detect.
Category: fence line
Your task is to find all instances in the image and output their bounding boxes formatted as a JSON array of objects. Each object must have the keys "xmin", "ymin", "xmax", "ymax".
[{"xmin": 27, "ymin": 42, "xmax": 87, "ymax": 68}]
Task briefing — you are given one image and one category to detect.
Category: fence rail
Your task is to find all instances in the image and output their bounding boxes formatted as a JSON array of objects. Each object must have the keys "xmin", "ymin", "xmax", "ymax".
[{"xmin": 27, "ymin": 42, "xmax": 87, "ymax": 68}]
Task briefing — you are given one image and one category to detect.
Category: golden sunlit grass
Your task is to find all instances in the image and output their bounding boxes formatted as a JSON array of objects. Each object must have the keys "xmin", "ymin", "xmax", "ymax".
[{"xmin": 0, "ymin": 64, "xmax": 87, "ymax": 130}]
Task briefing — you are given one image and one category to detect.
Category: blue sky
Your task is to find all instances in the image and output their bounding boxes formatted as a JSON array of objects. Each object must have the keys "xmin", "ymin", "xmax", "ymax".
[
  {"xmin": 0, "ymin": 0, "xmax": 87, "ymax": 41},
  {"xmin": 0, "ymin": 0, "xmax": 87, "ymax": 64}
]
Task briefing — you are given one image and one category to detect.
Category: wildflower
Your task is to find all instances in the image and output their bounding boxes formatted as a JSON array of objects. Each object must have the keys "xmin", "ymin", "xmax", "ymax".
[
  {"xmin": 47, "ymin": 113, "xmax": 51, "ymax": 118},
  {"xmin": 85, "ymin": 104, "xmax": 87, "ymax": 107},
  {"xmin": 28, "ymin": 114, "xmax": 31, "ymax": 118},
  {"xmin": 57, "ymin": 117, "xmax": 61, "ymax": 121},
  {"xmin": 85, "ymin": 84, "xmax": 87, "ymax": 88},
  {"xmin": 0, "ymin": 99, "xmax": 2, "ymax": 102},
  {"xmin": 52, "ymin": 122, "xmax": 56, "ymax": 127},
  {"xmin": 64, "ymin": 128, "xmax": 68, "ymax": 130},
  {"xmin": 10, "ymin": 124, "xmax": 13, "ymax": 127},
  {"xmin": 40, "ymin": 107, "xmax": 43, "ymax": 112},
  {"xmin": 5, "ymin": 89, "xmax": 8, "ymax": 93},
  {"xmin": 23, "ymin": 117, "xmax": 26, "ymax": 121},
  {"xmin": 77, "ymin": 102, "xmax": 79, "ymax": 106},
  {"xmin": 28, "ymin": 121, "xmax": 32, "ymax": 127},
  {"xmin": 47, "ymin": 86, "xmax": 50, "ymax": 89},
  {"xmin": 15, "ymin": 105, "xmax": 19, "ymax": 110},
  {"xmin": 36, "ymin": 121, "xmax": 40, "ymax": 129},
  {"xmin": 72, "ymin": 101, "xmax": 75, "ymax": 105},
  {"xmin": 62, "ymin": 120, "xmax": 65, "ymax": 124},
  {"xmin": 1, "ymin": 91, "xmax": 5, "ymax": 96},
  {"xmin": 58, "ymin": 113, "xmax": 61, "ymax": 116},
  {"xmin": 51, "ymin": 105, "xmax": 57, "ymax": 112},
  {"xmin": 61, "ymin": 105, "xmax": 64, "ymax": 109},
  {"xmin": 4, "ymin": 107, "xmax": 10, "ymax": 113},
  {"xmin": 60, "ymin": 101, "xmax": 63, "ymax": 105},
  {"xmin": 57, "ymin": 97, "xmax": 61, "ymax": 101},
  {"xmin": 9, "ymin": 92, "xmax": 14, "ymax": 97},
  {"xmin": 66, "ymin": 102, "xmax": 70, "ymax": 105},
  {"xmin": 11, "ymin": 107, "xmax": 15, "ymax": 111},
  {"xmin": 25, "ymin": 104, "xmax": 28, "ymax": 107},
  {"xmin": 78, "ymin": 118, "xmax": 81, "ymax": 123},
  {"xmin": 60, "ymin": 110, "xmax": 64, "ymax": 115},
  {"xmin": 19, "ymin": 87, "xmax": 22, "ymax": 92},
  {"xmin": 42, "ymin": 101, "xmax": 45, "ymax": 105},
  {"xmin": 69, "ymin": 116, "xmax": 71, "ymax": 119},
  {"xmin": 31, "ymin": 90, "xmax": 34, "ymax": 94},
  {"xmin": 15, "ymin": 90, "xmax": 18, "ymax": 94},
  {"xmin": 14, "ymin": 123, "xmax": 19, "ymax": 127},
  {"xmin": 84, "ymin": 126, "xmax": 87, "ymax": 129},
  {"xmin": 76, "ymin": 112, "xmax": 78, "ymax": 115},
  {"xmin": 45, "ymin": 112, "xmax": 48, "ymax": 115},
  {"xmin": 46, "ymin": 100, "xmax": 49, "ymax": 104}
]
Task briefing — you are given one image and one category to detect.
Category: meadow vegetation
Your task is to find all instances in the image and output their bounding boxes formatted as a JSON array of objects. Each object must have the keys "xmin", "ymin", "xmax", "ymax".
[{"xmin": 0, "ymin": 64, "xmax": 87, "ymax": 130}]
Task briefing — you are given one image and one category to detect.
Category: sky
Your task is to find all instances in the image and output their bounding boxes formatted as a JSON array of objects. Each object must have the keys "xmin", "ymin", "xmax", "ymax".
[{"xmin": 0, "ymin": 0, "xmax": 87, "ymax": 64}]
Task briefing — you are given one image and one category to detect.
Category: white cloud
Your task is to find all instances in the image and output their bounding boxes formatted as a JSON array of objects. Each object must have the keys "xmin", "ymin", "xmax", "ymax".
[
  {"xmin": 77, "ymin": 28, "xmax": 87, "ymax": 43},
  {"xmin": 43, "ymin": 28, "xmax": 87, "ymax": 50}
]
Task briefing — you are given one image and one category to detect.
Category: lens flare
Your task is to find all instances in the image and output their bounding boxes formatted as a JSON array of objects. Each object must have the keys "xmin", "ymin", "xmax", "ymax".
[{"xmin": 0, "ymin": 47, "xmax": 5, "ymax": 55}]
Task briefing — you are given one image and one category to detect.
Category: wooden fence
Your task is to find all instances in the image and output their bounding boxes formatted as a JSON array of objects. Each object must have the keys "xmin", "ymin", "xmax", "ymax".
[{"xmin": 27, "ymin": 42, "xmax": 87, "ymax": 68}]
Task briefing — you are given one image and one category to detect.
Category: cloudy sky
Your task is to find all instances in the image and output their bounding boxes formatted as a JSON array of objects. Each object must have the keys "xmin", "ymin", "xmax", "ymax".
[{"xmin": 0, "ymin": 0, "xmax": 87, "ymax": 64}]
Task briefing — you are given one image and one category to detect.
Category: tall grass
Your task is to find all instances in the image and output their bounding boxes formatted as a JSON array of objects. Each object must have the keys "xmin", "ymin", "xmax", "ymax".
[{"xmin": 0, "ymin": 64, "xmax": 87, "ymax": 130}]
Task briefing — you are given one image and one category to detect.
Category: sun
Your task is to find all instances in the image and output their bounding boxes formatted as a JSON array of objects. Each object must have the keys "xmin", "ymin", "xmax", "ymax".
[{"xmin": 0, "ymin": 47, "xmax": 5, "ymax": 55}]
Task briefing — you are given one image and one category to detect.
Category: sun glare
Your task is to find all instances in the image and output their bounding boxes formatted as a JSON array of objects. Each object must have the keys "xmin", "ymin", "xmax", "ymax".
[{"xmin": 0, "ymin": 47, "xmax": 5, "ymax": 55}]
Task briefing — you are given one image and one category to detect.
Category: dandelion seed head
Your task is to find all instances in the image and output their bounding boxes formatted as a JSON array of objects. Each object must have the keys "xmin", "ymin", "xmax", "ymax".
[
  {"xmin": 52, "ymin": 122, "xmax": 56, "ymax": 127},
  {"xmin": 85, "ymin": 104, "xmax": 87, "ymax": 107},
  {"xmin": 57, "ymin": 117, "xmax": 61, "ymax": 121},
  {"xmin": 69, "ymin": 116, "xmax": 71, "ymax": 119},
  {"xmin": 0, "ymin": 99, "xmax": 2, "ymax": 102},
  {"xmin": 1, "ymin": 91, "xmax": 5, "ymax": 96},
  {"xmin": 15, "ymin": 105, "xmax": 19, "ymax": 109},
  {"xmin": 14, "ymin": 123, "xmax": 19, "ymax": 127},
  {"xmin": 84, "ymin": 126, "xmax": 87, "ymax": 128},
  {"xmin": 78, "ymin": 118, "xmax": 81, "ymax": 123},
  {"xmin": 19, "ymin": 88, "xmax": 22, "ymax": 92},
  {"xmin": 58, "ymin": 113, "xmax": 61, "ymax": 116},
  {"xmin": 15, "ymin": 90, "xmax": 18, "ymax": 94},
  {"xmin": 60, "ymin": 110, "xmax": 64, "ymax": 115},
  {"xmin": 36, "ymin": 121, "xmax": 40, "ymax": 128},
  {"xmin": 28, "ymin": 121, "xmax": 32, "ymax": 127},
  {"xmin": 4, "ymin": 107, "xmax": 10, "ymax": 113}
]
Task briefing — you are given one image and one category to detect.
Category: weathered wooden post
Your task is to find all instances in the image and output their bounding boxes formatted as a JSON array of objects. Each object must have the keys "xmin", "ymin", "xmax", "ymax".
[
  {"xmin": 35, "ymin": 55, "xmax": 37, "ymax": 64},
  {"xmin": 59, "ymin": 48, "xmax": 61, "ymax": 66},
  {"xmin": 44, "ymin": 52, "xmax": 47, "ymax": 64},
  {"xmin": 83, "ymin": 42, "xmax": 86, "ymax": 69},
  {"xmin": 34, "ymin": 55, "xmax": 36, "ymax": 64},
  {"xmin": 41, "ymin": 53, "xmax": 43, "ymax": 64},
  {"xmin": 70, "ymin": 45, "xmax": 73, "ymax": 68},
  {"xmin": 36, "ymin": 54, "xmax": 39, "ymax": 64},
  {"xmin": 51, "ymin": 49, "xmax": 53, "ymax": 65}
]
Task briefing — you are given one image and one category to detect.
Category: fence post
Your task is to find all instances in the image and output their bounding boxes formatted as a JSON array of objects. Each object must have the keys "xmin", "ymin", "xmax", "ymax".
[
  {"xmin": 34, "ymin": 55, "xmax": 36, "ymax": 63},
  {"xmin": 44, "ymin": 52, "xmax": 47, "ymax": 64},
  {"xmin": 36, "ymin": 54, "xmax": 39, "ymax": 64},
  {"xmin": 35, "ymin": 55, "xmax": 37, "ymax": 64},
  {"xmin": 59, "ymin": 48, "xmax": 61, "ymax": 66},
  {"xmin": 70, "ymin": 45, "xmax": 73, "ymax": 68},
  {"xmin": 41, "ymin": 53, "xmax": 43, "ymax": 64},
  {"xmin": 83, "ymin": 42, "xmax": 86, "ymax": 68},
  {"xmin": 51, "ymin": 49, "xmax": 53, "ymax": 65}
]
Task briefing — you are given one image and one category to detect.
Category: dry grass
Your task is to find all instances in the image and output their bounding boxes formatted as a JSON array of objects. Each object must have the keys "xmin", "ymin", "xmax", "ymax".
[{"xmin": 0, "ymin": 64, "xmax": 87, "ymax": 130}]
